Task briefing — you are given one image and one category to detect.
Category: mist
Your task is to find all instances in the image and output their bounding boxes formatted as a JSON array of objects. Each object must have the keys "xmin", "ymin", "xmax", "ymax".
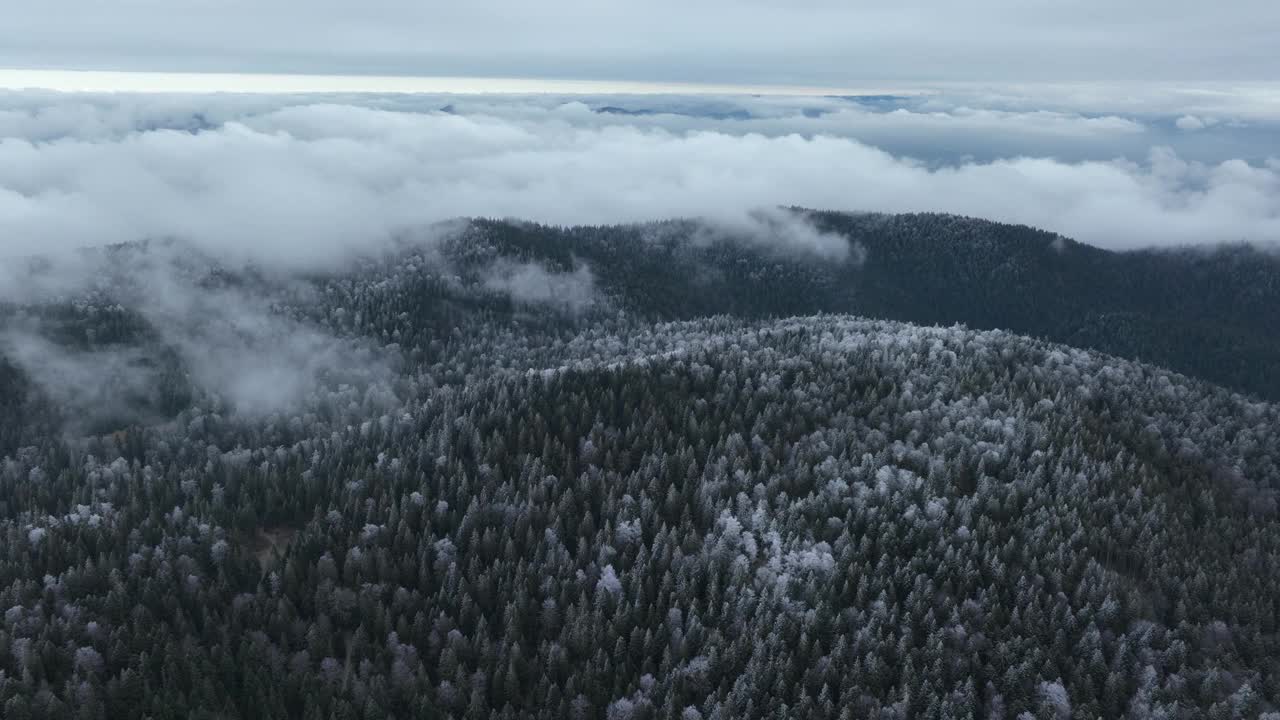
[
  {"xmin": 0, "ymin": 92, "xmax": 1276, "ymax": 277},
  {"xmin": 0, "ymin": 243, "xmax": 399, "ymax": 429},
  {"xmin": 482, "ymin": 260, "xmax": 599, "ymax": 315},
  {"xmin": 1, "ymin": 88, "xmax": 1278, "ymax": 432}
]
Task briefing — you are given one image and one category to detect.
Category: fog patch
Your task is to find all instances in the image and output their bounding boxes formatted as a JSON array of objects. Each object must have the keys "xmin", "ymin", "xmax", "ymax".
[
  {"xmin": 0, "ymin": 243, "xmax": 396, "ymax": 430},
  {"xmin": 482, "ymin": 259, "xmax": 599, "ymax": 314},
  {"xmin": 144, "ymin": 280, "xmax": 390, "ymax": 417},
  {"xmin": 697, "ymin": 208, "xmax": 862, "ymax": 264},
  {"xmin": 0, "ymin": 329, "xmax": 172, "ymax": 433}
]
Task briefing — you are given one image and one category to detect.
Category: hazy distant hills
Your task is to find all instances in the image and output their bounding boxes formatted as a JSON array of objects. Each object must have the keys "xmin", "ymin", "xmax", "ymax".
[
  {"xmin": 460, "ymin": 211, "xmax": 1280, "ymax": 401},
  {"xmin": 818, "ymin": 212, "xmax": 1280, "ymax": 401}
]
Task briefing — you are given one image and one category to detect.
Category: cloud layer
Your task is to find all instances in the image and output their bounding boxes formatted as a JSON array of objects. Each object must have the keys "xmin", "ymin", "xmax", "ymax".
[
  {"xmin": 2, "ymin": 1, "xmax": 1277, "ymax": 84},
  {"xmin": 0, "ymin": 92, "xmax": 1277, "ymax": 269}
]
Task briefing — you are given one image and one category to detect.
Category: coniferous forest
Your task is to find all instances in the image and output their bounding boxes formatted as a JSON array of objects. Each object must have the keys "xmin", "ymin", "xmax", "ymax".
[{"xmin": 1, "ymin": 213, "xmax": 1279, "ymax": 719}]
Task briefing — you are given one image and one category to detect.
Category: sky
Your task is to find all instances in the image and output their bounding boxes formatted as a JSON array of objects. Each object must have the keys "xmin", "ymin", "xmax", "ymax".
[
  {"xmin": 2, "ymin": 1, "xmax": 1279, "ymax": 85},
  {"xmin": 1, "ymin": 2, "xmax": 1277, "ymax": 417},
  {"xmin": 0, "ymin": 2, "xmax": 1277, "ymax": 264}
]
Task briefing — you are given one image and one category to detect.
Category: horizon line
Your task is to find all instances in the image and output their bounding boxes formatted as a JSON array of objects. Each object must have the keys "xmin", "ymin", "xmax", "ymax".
[{"xmin": 0, "ymin": 68, "xmax": 933, "ymax": 97}]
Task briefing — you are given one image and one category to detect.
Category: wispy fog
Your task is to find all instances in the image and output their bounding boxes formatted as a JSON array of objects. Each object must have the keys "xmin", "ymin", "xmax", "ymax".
[
  {"xmin": 482, "ymin": 260, "xmax": 599, "ymax": 314},
  {"xmin": 0, "ymin": 244, "xmax": 397, "ymax": 426}
]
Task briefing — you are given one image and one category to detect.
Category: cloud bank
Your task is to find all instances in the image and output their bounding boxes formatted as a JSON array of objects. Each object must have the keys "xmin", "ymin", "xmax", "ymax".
[
  {"xmin": 7, "ymin": 86, "xmax": 1278, "ymax": 163},
  {"xmin": 0, "ymin": 92, "xmax": 1276, "ymax": 271}
]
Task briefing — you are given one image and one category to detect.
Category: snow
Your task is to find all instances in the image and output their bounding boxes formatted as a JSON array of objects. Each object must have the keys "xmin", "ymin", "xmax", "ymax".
[{"xmin": 597, "ymin": 564, "xmax": 623, "ymax": 595}]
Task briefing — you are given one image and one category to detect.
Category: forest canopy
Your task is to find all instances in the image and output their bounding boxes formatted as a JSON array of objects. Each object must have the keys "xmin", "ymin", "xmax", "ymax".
[{"xmin": 0, "ymin": 214, "xmax": 1278, "ymax": 719}]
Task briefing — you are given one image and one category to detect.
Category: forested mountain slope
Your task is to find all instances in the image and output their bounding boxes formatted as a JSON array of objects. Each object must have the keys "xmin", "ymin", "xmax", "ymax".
[
  {"xmin": 460, "ymin": 212, "xmax": 1280, "ymax": 401},
  {"xmin": 0, "ymin": 216, "xmax": 1278, "ymax": 718},
  {"xmin": 2, "ymin": 307, "xmax": 1280, "ymax": 717}
]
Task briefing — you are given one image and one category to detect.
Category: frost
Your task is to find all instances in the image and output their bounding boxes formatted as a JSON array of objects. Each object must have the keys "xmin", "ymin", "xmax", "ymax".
[
  {"xmin": 597, "ymin": 564, "xmax": 623, "ymax": 595},
  {"xmin": 210, "ymin": 539, "xmax": 230, "ymax": 564},
  {"xmin": 1038, "ymin": 680, "xmax": 1071, "ymax": 719},
  {"xmin": 606, "ymin": 698, "xmax": 636, "ymax": 720},
  {"xmin": 615, "ymin": 519, "xmax": 642, "ymax": 546}
]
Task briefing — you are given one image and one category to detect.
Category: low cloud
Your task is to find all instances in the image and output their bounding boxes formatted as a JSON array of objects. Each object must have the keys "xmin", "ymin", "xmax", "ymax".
[
  {"xmin": 482, "ymin": 259, "xmax": 599, "ymax": 314},
  {"xmin": 0, "ymin": 244, "xmax": 396, "ymax": 427},
  {"xmin": 0, "ymin": 92, "xmax": 1277, "ymax": 277},
  {"xmin": 1176, "ymin": 115, "xmax": 1208, "ymax": 131},
  {"xmin": 0, "ymin": 329, "xmax": 167, "ymax": 432},
  {"xmin": 698, "ymin": 208, "xmax": 858, "ymax": 263},
  {"xmin": 142, "ymin": 273, "xmax": 393, "ymax": 417}
]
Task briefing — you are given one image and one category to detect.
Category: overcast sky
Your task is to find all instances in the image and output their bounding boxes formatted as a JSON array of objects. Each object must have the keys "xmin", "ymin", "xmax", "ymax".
[
  {"xmin": 0, "ymin": 4, "xmax": 1277, "ymax": 265},
  {"xmin": 3, "ymin": 0, "xmax": 1278, "ymax": 85}
]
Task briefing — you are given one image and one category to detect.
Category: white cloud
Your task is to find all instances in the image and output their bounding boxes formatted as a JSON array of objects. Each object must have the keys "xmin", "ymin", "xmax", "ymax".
[
  {"xmin": 0, "ymin": 92, "xmax": 1276, "ymax": 280},
  {"xmin": 482, "ymin": 260, "xmax": 599, "ymax": 314},
  {"xmin": 922, "ymin": 82, "xmax": 1280, "ymax": 122},
  {"xmin": 0, "ymin": 244, "xmax": 396, "ymax": 422},
  {"xmin": 5, "ymin": 87, "xmax": 1277, "ymax": 166},
  {"xmin": 1176, "ymin": 115, "xmax": 1207, "ymax": 131}
]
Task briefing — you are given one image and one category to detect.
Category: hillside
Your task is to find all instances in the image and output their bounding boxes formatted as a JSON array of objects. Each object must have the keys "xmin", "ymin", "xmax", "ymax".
[
  {"xmin": 456, "ymin": 212, "xmax": 1280, "ymax": 401},
  {"xmin": 0, "ymin": 222, "xmax": 1274, "ymax": 712},
  {"xmin": 0, "ymin": 215, "xmax": 1278, "ymax": 717}
]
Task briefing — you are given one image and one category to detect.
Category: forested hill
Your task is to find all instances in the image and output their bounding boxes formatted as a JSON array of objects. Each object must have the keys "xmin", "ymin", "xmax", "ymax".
[
  {"xmin": 1, "ymin": 214, "xmax": 1279, "ymax": 717},
  {"xmin": 2, "ymin": 314, "xmax": 1280, "ymax": 718},
  {"xmin": 460, "ymin": 212, "xmax": 1280, "ymax": 401}
]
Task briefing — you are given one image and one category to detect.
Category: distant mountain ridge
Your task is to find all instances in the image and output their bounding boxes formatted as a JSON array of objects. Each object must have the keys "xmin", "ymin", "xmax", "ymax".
[
  {"xmin": 3, "ymin": 209, "xmax": 1278, "ymax": 454},
  {"xmin": 457, "ymin": 211, "xmax": 1280, "ymax": 401}
]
